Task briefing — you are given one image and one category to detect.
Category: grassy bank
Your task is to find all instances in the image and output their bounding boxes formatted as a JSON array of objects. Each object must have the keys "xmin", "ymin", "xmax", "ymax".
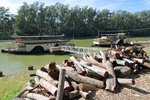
[{"xmin": 0, "ymin": 37, "xmax": 150, "ymax": 100}]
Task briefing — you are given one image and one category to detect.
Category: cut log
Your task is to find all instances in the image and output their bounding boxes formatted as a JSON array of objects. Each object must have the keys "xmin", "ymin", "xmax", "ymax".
[
  {"xmin": 79, "ymin": 59, "xmax": 108, "ymax": 77},
  {"xmin": 66, "ymin": 71, "xmax": 104, "ymax": 88},
  {"xmin": 49, "ymin": 61, "xmax": 56, "ymax": 70},
  {"xmin": 56, "ymin": 65, "xmax": 75, "ymax": 72},
  {"xmin": 99, "ymin": 50, "xmax": 106, "ymax": 64},
  {"xmin": 114, "ymin": 66, "xmax": 131, "ymax": 77},
  {"xmin": 117, "ymin": 78, "xmax": 135, "ymax": 85},
  {"xmin": 86, "ymin": 56, "xmax": 107, "ymax": 69},
  {"xmin": 109, "ymin": 58, "xmax": 129, "ymax": 66},
  {"xmin": 78, "ymin": 83, "xmax": 96, "ymax": 92},
  {"xmin": 69, "ymin": 90, "xmax": 80, "ymax": 100},
  {"xmin": 74, "ymin": 64, "xmax": 84, "ymax": 75},
  {"xmin": 110, "ymin": 50, "xmax": 121, "ymax": 59},
  {"xmin": 132, "ymin": 58, "xmax": 144, "ymax": 64},
  {"xmin": 26, "ymin": 93, "xmax": 56, "ymax": 100},
  {"xmin": 34, "ymin": 76, "xmax": 40, "ymax": 85},
  {"xmin": 105, "ymin": 61, "xmax": 117, "ymax": 92},
  {"xmin": 39, "ymin": 78, "xmax": 57, "ymax": 96},
  {"xmin": 56, "ymin": 68, "xmax": 66, "ymax": 100},
  {"xmin": 85, "ymin": 69, "xmax": 103, "ymax": 79},
  {"xmin": 79, "ymin": 90, "xmax": 90, "ymax": 99},
  {"xmin": 70, "ymin": 56, "xmax": 86, "ymax": 74},
  {"xmin": 36, "ymin": 70, "xmax": 58, "ymax": 86}
]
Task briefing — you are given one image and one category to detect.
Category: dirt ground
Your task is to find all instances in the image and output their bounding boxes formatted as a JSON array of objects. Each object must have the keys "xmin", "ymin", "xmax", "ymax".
[{"xmin": 78, "ymin": 69, "xmax": 150, "ymax": 100}]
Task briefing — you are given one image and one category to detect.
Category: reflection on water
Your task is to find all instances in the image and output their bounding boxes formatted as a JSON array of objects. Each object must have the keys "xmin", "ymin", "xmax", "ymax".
[{"xmin": 0, "ymin": 41, "xmax": 79, "ymax": 75}]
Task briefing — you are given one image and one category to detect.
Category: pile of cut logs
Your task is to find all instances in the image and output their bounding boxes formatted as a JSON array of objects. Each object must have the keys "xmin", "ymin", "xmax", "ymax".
[{"xmin": 15, "ymin": 45, "xmax": 150, "ymax": 100}]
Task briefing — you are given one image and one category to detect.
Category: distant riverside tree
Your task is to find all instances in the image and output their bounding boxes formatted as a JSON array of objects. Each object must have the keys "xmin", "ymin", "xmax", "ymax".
[{"xmin": 1, "ymin": 2, "xmax": 150, "ymax": 39}]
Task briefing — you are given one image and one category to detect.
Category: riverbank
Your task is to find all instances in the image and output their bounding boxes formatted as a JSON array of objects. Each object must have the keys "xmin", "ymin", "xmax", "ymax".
[{"xmin": 0, "ymin": 59, "xmax": 150, "ymax": 100}]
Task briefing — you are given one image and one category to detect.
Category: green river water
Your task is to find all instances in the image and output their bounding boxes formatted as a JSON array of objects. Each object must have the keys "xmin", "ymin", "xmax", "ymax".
[{"xmin": 0, "ymin": 41, "xmax": 78, "ymax": 75}]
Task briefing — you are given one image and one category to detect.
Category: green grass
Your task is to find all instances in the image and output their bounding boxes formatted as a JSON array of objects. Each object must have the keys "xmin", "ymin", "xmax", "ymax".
[
  {"xmin": 0, "ymin": 37, "xmax": 150, "ymax": 100},
  {"xmin": 0, "ymin": 71, "xmax": 35, "ymax": 100},
  {"xmin": 129, "ymin": 37, "xmax": 150, "ymax": 41}
]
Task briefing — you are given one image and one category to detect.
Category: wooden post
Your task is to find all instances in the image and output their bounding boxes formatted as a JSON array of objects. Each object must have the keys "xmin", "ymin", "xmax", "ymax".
[
  {"xmin": 28, "ymin": 65, "xmax": 33, "ymax": 70},
  {"xmin": 0, "ymin": 71, "xmax": 4, "ymax": 77},
  {"xmin": 56, "ymin": 68, "xmax": 66, "ymax": 100}
]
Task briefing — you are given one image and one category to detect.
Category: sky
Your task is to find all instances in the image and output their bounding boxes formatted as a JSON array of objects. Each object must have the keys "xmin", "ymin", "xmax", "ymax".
[{"xmin": 0, "ymin": 0, "xmax": 150, "ymax": 14}]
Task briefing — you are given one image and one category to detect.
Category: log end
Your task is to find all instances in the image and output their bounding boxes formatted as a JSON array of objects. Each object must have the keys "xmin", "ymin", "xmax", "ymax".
[{"xmin": 49, "ymin": 62, "xmax": 56, "ymax": 70}]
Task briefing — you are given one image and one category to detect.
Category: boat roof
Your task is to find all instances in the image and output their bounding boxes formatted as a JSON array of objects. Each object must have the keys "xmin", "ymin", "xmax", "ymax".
[
  {"xmin": 16, "ymin": 34, "xmax": 65, "ymax": 38},
  {"xmin": 101, "ymin": 33, "xmax": 126, "ymax": 36},
  {"xmin": 19, "ymin": 40, "xmax": 71, "ymax": 44}
]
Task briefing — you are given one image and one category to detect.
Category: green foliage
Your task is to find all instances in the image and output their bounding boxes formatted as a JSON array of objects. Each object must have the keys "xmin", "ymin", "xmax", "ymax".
[{"xmin": 1, "ymin": 2, "xmax": 150, "ymax": 39}]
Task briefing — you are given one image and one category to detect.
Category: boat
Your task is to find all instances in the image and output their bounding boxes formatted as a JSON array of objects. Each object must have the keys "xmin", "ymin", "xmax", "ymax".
[
  {"xmin": 1, "ymin": 34, "xmax": 72, "ymax": 53},
  {"xmin": 92, "ymin": 33, "xmax": 132, "ymax": 47}
]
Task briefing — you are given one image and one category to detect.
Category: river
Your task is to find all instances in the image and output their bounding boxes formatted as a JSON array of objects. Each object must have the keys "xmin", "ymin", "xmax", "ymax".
[{"xmin": 0, "ymin": 41, "xmax": 78, "ymax": 75}]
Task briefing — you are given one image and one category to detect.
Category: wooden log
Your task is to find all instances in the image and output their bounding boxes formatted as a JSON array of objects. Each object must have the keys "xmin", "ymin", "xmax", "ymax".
[
  {"xmin": 117, "ymin": 78, "xmax": 135, "ymax": 85},
  {"xmin": 26, "ymin": 93, "xmax": 56, "ymax": 100},
  {"xmin": 86, "ymin": 56, "xmax": 107, "ymax": 69},
  {"xmin": 85, "ymin": 69, "xmax": 103, "ymax": 79},
  {"xmin": 64, "ymin": 80, "xmax": 71, "ymax": 91},
  {"xmin": 79, "ymin": 90, "xmax": 90, "ymax": 99},
  {"xmin": 78, "ymin": 83, "xmax": 96, "ymax": 92},
  {"xmin": 34, "ymin": 76, "xmax": 40, "ymax": 85},
  {"xmin": 114, "ymin": 66, "xmax": 131, "ymax": 77},
  {"xmin": 39, "ymin": 78, "xmax": 57, "ymax": 96},
  {"xmin": 56, "ymin": 68, "xmax": 66, "ymax": 100},
  {"xmin": 79, "ymin": 59, "xmax": 108, "ymax": 77},
  {"xmin": 99, "ymin": 50, "xmax": 106, "ymax": 64},
  {"xmin": 105, "ymin": 61, "xmax": 117, "ymax": 92},
  {"xmin": 49, "ymin": 61, "xmax": 56, "ymax": 70},
  {"xmin": 36, "ymin": 70, "xmax": 58, "ymax": 86},
  {"xmin": 110, "ymin": 50, "xmax": 121, "ymax": 59},
  {"xmin": 74, "ymin": 64, "xmax": 83, "ymax": 75},
  {"xmin": 66, "ymin": 71, "xmax": 104, "ymax": 88},
  {"xmin": 69, "ymin": 90, "xmax": 80, "ymax": 100},
  {"xmin": 109, "ymin": 58, "xmax": 129, "ymax": 66},
  {"xmin": 56, "ymin": 65, "xmax": 75, "ymax": 72},
  {"xmin": 132, "ymin": 58, "xmax": 144, "ymax": 64},
  {"xmin": 70, "ymin": 56, "xmax": 86, "ymax": 74}
]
